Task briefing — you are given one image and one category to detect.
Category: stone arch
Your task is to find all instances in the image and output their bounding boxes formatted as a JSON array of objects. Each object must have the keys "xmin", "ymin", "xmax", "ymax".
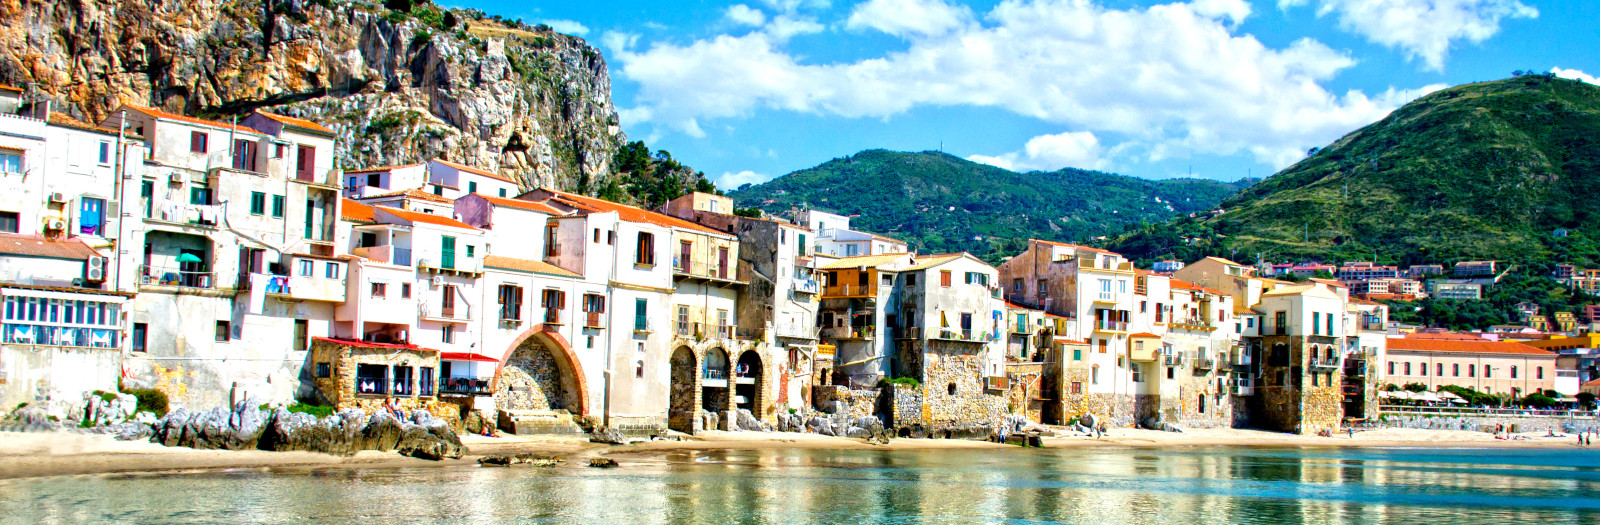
[
  {"xmin": 491, "ymin": 326, "xmax": 589, "ymax": 416},
  {"xmin": 669, "ymin": 345, "xmax": 698, "ymax": 433},
  {"xmin": 702, "ymin": 346, "xmax": 731, "ymax": 413},
  {"xmin": 734, "ymin": 348, "xmax": 766, "ymax": 415}
]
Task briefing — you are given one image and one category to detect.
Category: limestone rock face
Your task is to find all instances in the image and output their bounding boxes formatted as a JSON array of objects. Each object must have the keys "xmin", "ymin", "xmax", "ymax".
[{"xmin": 0, "ymin": 0, "xmax": 624, "ymax": 192}]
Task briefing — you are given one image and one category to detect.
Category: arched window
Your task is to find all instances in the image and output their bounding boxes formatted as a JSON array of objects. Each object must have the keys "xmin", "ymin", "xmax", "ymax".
[{"xmin": 1388, "ymin": 361, "xmax": 1395, "ymax": 375}]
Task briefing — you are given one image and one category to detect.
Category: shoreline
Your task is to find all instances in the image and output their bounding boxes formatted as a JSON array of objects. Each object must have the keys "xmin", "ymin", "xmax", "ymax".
[{"xmin": 0, "ymin": 426, "xmax": 1586, "ymax": 480}]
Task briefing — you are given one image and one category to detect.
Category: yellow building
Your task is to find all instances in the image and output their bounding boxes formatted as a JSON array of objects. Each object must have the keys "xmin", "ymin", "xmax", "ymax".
[{"xmin": 1384, "ymin": 338, "xmax": 1556, "ymax": 396}]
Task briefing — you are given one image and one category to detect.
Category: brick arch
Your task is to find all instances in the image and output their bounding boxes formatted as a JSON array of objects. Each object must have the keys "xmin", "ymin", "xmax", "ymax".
[
  {"xmin": 733, "ymin": 346, "xmax": 770, "ymax": 418},
  {"xmin": 490, "ymin": 326, "xmax": 590, "ymax": 417}
]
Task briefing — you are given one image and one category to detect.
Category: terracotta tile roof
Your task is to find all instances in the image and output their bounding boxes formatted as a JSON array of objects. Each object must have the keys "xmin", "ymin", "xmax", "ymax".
[
  {"xmin": 313, "ymin": 336, "xmax": 434, "ymax": 352},
  {"xmin": 0, "ymin": 84, "xmax": 21, "ymax": 94},
  {"xmin": 46, "ymin": 113, "xmax": 130, "ymax": 137},
  {"xmin": 117, "ymin": 104, "xmax": 259, "ymax": 134},
  {"xmin": 904, "ymin": 253, "xmax": 965, "ymax": 271},
  {"xmin": 819, "ymin": 253, "xmax": 910, "ymax": 270},
  {"xmin": 1233, "ymin": 305, "xmax": 1258, "ymax": 315},
  {"xmin": 1033, "ymin": 238, "xmax": 1113, "ymax": 255},
  {"xmin": 1129, "ymin": 332, "xmax": 1162, "ymax": 339},
  {"xmin": 536, "ymin": 188, "xmax": 727, "ymax": 236},
  {"xmin": 341, "ymin": 198, "xmax": 375, "ymax": 223},
  {"xmin": 373, "ymin": 205, "xmax": 477, "ymax": 230},
  {"xmin": 483, "ymin": 255, "xmax": 580, "ymax": 277},
  {"xmin": 1004, "ymin": 300, "xmax": 1042, "ymax": 311},
  {"xmin": 0, "ymin": 233, "xmax": 100, "ymax": 260},
  {"xmin": 360, "ymin": 188, "xmax": 455, "ymax": 204},
  {"xmin": 1584, "ymin": 378, "xmax": 1600, "ymax": 388},
  {"xmin": 345, "ymin": 163, "xmax": 424, "ymax": 174},
  {"xmin": 1387, "ymin": 338, "xmax": 1554, "ymax": 357},
  {"xmin": 478, "ymin": 194, "xmax": 562, "ymax": 215},
  {"xmin": 1169, "ymin": 279, "xmax": 1225, "ymax": 295},
  {"xmin": 1310, "ymin": 278, "xmax": 1347, "ymax": 288},
  {"xmin": 1405, "ymin": 332, "xmax": 1490, "ymax": 341},
  {"xmin": 434, "ymin": 158, "xmax": 518, "ymax": 184},
  {"xmin": 254, "ymin": 111, "xmax": 334, "ymax": 135}
]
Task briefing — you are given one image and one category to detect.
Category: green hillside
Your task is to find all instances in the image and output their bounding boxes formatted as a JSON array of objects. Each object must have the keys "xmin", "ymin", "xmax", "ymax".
[
  {"xmin": 1104, "ymin": 75, "xmax": 1600, "ymax": 269},
  {"xmin": 729, "ymin": 150, "xmax": 1251, "ymax": 261}
]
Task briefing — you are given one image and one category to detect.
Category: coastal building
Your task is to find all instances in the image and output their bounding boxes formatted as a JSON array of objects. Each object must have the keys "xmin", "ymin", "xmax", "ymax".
[
  {"xmin": 817, "ymin": 252, "xmax": 911, "ymax": 387},
  {"xmin": 0, "ymin": 234, "xmax": 132, "ymax": 410},
  {"xmin": 1383, "ymin": 338, "xmax": 1556, "ymax": 396},
  {"xmin": 1251, "ymin": 281, "xmax": 1349, "ymax": 435},
  {"xmin": 341, "ymin": 163, "xmax": 428, "ymax": 199},
  {"xmin": 890, "ymin": 253, "xmax": 1010, "ymax": 429},
  {"xmin": 1335, "ymin": 263, "xmax": 1399, "ymax": 282},
  {"xmin": 1407, "ymin": 264, "xmax": 1444, "ymax": 278},
  {"xmin": 1151, "ymin": 260, "xmax": 1184, "ymax": 274},
  {"xmin": 1430, "ymin": 281, "xmax": 1483, "ymax": 300},
  {"xmin": 1452, "ymin": 260, "xmax": 1499, "ymax": 277},
  {"xmin": 797, "ymin": 209, "xmax": 908, "ymax": 257}
]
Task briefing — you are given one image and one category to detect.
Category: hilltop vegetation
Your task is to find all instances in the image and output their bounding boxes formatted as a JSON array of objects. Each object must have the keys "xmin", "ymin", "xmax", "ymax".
[
  {"xmin": 730, "ymin": 150, "xmax": 1249, "ymax": 262},
  {"xmin": 1102, "ymin": 75, "xmax": 1600, "ymax": 272}
]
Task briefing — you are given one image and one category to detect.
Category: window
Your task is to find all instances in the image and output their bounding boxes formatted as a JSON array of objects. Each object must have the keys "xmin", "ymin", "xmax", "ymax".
[
  {"xmin": 1012, "ymin": 278, "xmax": 1023, "ymax": 293},
  {"xmin": 499, "ymin": 188, "xmax": 507, "ymax": 197},
  {"xmin": 1311, "ymin": 313, "xmax": 1320, "ymax": 335},
  {"xmin": 677, "ymin": 305, "xmax": 690, "ymax": 336},
  {"xmin": 432, "ymin": 185, "xmax": 443, "ymax": 196},
  {"xmin": 97, "ymin": 141, "xmax": 111, "ymax": 165},
  {"xmin": 401, "ymin": 283, "xmax": 412, "ymax": 298},
  {"xmin": 367, "ymin": 173, "xmax": 381, "ymax": 187},
  {"xmin": 947, "ymin": 383, "xmax": 957, "ymax": 395},
  {"xmin": 1098, "ymin": 339, "xmax": 1107, "ymax": 353},
  {"xmin": 466, "ymin": 245, "xmax": 475, "ymax": 258},
  {"xmin": 391, "ymin": 365, "xmax": 414, "ymax": 396},
  {"xmin": 1436, "ymin": 363, "xmax": 1443, "ymax": 376},
  {"xmin": 442, "ymin": 324, "xmax": 455, "ymax": 344},
  {"xmin": 350, "ymin": 177, "xmax": 358, "ymax": 187},
  {"xmin": 190, "ymin": 131, "xmax": 208, "ymax": 153},
  {"xmin": 1326, "ymin": 313, "xmax": 1335, "ymax": 335},
  {"xmin": 1485, "ymin": 366, "xmax": 1493, "ymax": 379},
  {"xmin": 1274, "ymin": 312, "xmax": 1287, "ymax": 335},
  {"xmin": 469, "ymin": 181, "xmax": 478, "ymax": 194},
  {"xmin": 78, "ymin": 198, "xmax": 104, "ymax": 236},
  {"xmin": 1092, "ymin": 366, "xmax": 1100, "ymax": 384},
  {"xmin": 420, "ymin": 367, "xmax": 434, "ymax": 396},
  {"xmin": 635, "ymin": 299, "xmax": 649, "ymax": 331},
  {"xmin": 250, "ymin": 192, "xmax": 266, "ymax": 215},
  {"xmin": 293, "ymin": 319, "xmax": 308, "ymax": 351},
  {"xmin": 1418, "ymin": 361, "xmax": 1425, "ymax": 376},
  {"xmin": 0, "ymin": 150, "xmax": 21, "ymax": 173},
  {"xmin": 232, "ymin": 139, "xmax": 257, "ymax": 170},
  {"xmin": 1511, "ymin": 365, "xmax": 1518, "ymax": 379},
  {"xmin": 636, "ymin": 232, "xmax": 656, "ymax": 265},
  {"xmin": 441, "ymin": 236, "xmax": 457, "ymax": 269},
  {"xmin": 584, "ymin": 294, "xmax": 605, "ymax": 313},
  {"xmin": 797, "ymin": 233, "xmax": 807, "ymax": 256},
  {"xmin": 1404, "ymin": 362, "xmax": 1411, "ymax": 375},
  {"xmin": 273, "ymin": 144, "xmax": 287, "ymax": 159},
  {"xmin": 298, "ymin": 260, "xmax": 313, "ymax": 276},
  {"xmin": 1072, "ymin": 347, "xmax": 1082, "ymax": 361},
  {"xmin": 215, "ymin": 320, "xmax": 230, "ymax": 342},
  {"xmin": 0, "ymin": 212, "xmax": 16, "ymax": 233},
  {"xmin": 1388, "ymin": 361, "xmax": 1395, "ymax": 375},
  {"xmin": 356, "ymin": 364, "xmax": 387, "ymax": 394},
  {"xmin": 1468, "ymin": 364, "xmax": 1475, "ymax": 377},
  {"xmin": 271, "ymin": 195, "xmax": 285, "ymax": 218},
  {"xmin": 371, "ymin": 282, "xmax": 387, "ymax": 298},
  {"xmin": 500, "ymin": 285, "xmax": 525, "ymax": 321},
  {"xmin": 1131, "ymin": 364, "xmax": 1144, "ymax": 383},
  {"xmin": 1312, "ymin": 372, "xmax": 1319, "ymax": 386},
  {"xmin": 1071, "ymin": 381, "xmax": 1083, "ymax": 394},
  {"xmin": 964, "ymin": 272, "xmax": 989, "ymax": 286},
  {"xmin": 1038, "ymin": 280, "xmax": 1047, "ymax": 297},
  {"xmin": 940, "ymin": 270, "xmax": 952, "ymax": 287},
  {"xmin": 1537, "ymin": 366, "xmax": 1544, "ymax": 379},
  {"xmin": 441, "ymin": 285, "xmax": 456, "ymax": 314},
  {"xmin": 315, "ymin": 362, "xmax": 330, "ymax": 378},
  {"xmin": 907, "ymin": 274, "xmax": 917, "ymax": 286},
  {"xmin": 296, "ymin": 145, "xmax": 315, "ymax": 180},
  {"xmin": 132, "ymin": 323, "xmax": 148, "ymax": 352},
  {"xmin": 324, "ymin": 262, "xmax": 340, "ymax": 279}
]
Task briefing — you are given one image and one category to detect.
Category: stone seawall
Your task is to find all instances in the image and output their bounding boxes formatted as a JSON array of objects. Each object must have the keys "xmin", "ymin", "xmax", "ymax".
[{"xmin": 1377, "ymin": 414, "xmax": 1600, "ymax": 434}]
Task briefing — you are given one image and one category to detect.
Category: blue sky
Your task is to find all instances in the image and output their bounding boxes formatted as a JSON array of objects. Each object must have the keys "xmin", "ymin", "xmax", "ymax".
[{"xmin": 449, "ymin": 0, "xmax": 1600, "ymax": 188}]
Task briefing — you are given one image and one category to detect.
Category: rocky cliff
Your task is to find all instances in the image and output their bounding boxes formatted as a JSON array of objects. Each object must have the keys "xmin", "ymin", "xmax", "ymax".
[{"xmin": 0, "ymin": 0, "xmax": 622, "ymax": 191}]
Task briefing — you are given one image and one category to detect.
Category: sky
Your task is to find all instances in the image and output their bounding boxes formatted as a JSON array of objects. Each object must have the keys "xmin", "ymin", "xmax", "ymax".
[{"xmin": 449, "ymin": 0, "xmax": 1600, "ymax": 189}]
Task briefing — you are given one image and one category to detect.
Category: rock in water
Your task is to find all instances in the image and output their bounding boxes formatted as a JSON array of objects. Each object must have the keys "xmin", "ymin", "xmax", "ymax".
[
  {"xmin": 589, "ymin": 428, "xmax": 627, "ymax": 445},
  {"xmin": 588, "ymin": 458, "xmax": 619, "ymax": 468}
]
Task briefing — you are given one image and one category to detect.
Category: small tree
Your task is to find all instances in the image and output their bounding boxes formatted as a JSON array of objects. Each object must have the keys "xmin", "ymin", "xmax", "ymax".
[
  {"xmin": 1577, "ymin": 392, "xmax": 1596, "ymax": 409},
  {"xmin": 1521, "ymin": 393, "xmax": 1558, "ymax": 409},
  {"xmin": 1402, "ymin": 382, "xmax": 1428, "ymax": 393}
]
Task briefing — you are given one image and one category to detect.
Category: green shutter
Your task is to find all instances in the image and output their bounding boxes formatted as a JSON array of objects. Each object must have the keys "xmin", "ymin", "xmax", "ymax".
[
  {"xmin": 271, "ymin": 195, "xmax": 285, "ymax": 217},
  {"xmin": 634, "ymin": 298, "xmax": 647, "ymax": 331},
  {"xmin": 441, "ymin": 236, "xmax": 456, "ymax": 269}
]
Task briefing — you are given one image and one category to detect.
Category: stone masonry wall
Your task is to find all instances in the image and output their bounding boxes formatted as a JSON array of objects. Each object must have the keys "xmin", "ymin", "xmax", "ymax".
[{"xmin": 921, "ymin": 344, "xmax": 1008, "ymax": 428}]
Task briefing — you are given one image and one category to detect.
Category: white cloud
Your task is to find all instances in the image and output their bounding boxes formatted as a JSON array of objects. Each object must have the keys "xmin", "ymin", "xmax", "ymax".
[
  {"xmin": 540, "ymin": 19, "xmax": 590, "ymax": 36},
  {"xmin": 969, "ymin": 131, "xmax": 1106, "ymax": 172},
  {"xmin": 718, "ymin": 170, "xmax": 774, "ymax": 189},
  {"xmin": 610, "ymin": 0, "xmax": 1440, "ymax": 169},
  {"xmin": 1280, "ymin": 0, "xmax": 1536, "ymax": 71},
  {"xmin": 846, "ymin": 0, "xmax": 973, "ymax": 38},
  {"xmin": 1553, "ymin": 67, "xmax": 1600, "ymax": 86},
  {"xmin": 726, "ymin": 4, "xmax": 767, "ymax": 27}
]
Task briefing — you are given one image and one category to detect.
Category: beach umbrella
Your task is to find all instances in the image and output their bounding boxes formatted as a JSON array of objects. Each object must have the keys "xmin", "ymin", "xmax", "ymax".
[
  {"xmin": 176, "ymin": 252, "xmax": 203, "ymax": 263},
  {"xmin": 1436, "ymin": 390, "xmax": 1463, "ymax": 401},
  {"xmin": 1415, "ymin": 392, "xmax": 1441, "ymax": 403}
]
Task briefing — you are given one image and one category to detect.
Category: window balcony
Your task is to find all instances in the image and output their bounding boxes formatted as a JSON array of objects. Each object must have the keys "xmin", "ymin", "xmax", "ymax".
[
  {"xmin": 419, "ymin": 302, "xmax": 470, "ymax": 324},
  {"xmin": 352, "ymin": 245, "xmax": 412, "ymax": 266},
  {"xmin": 139, "ymin": 265, "xmax": 218, "ymax": 290},
  {"xmin": 821, "ymin": 325, "xmax": 875, "ymax": 340}
]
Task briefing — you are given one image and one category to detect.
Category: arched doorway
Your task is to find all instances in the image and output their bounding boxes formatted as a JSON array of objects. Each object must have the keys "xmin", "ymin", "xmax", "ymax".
[
  {"xmin": 669, "ymin": 346, "xmax": 698, "ymax": 433},
  {"xmin": 702, "ymin": 347, "xmax": 730, "ymax": 414},
  {"xmin": 493, "ymin": 329, "xmax": 587, "ymax": 417},
  {"xmin": 734, "ymin": 350, "xmax": 764, "ymax": 414}
]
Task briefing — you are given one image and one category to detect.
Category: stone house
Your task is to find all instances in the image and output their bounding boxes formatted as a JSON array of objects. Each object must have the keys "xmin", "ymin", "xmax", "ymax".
[
  {"xmin": 817, "ymin": 253, "xmax": 913, "ymax": 387},
  {"xmin": 890, "ymin": 253, "xmax": 1009, "ymax": 430},
  {"xmin": 307, "ymin": 336, "xmax": 455, "ymax": 424},
  {"xmin": 1251, "ymin": 282, "xmax": 1348, "ymax": 434}
]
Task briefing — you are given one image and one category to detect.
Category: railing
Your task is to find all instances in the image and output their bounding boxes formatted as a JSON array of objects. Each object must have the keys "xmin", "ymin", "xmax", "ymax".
[
  {"xmin": 543, "ymin": 308, "xmax": 561, "ymax": 325},
  {"xmin": 1096, "ymin": 292, "xmax": 1115, "ymax": 302},
  {"xmin": 438, "ymin": 377, "xmax": 492, "ymax": 396},
  {"xmin": 821, "ymin": 325, "xmax": 874, "ymax": 340},
  {"xmin": 1193, "ymin": 356, "xmax": 1215, "ymax": 370},
  {"xmin": 792, "ymin": 278, "xmax": 820, "ymax": 294},
  {"xmin": 419, "ymin": 302, "xmax": 470, "ymax": 322},
  {"xmin": 1380, "ymin": 405, "xmax": 1598, "ymax": 419},
  {"xmin": 1162, "ymin": 354, "xmax": 1185, "ymax": 367},
  {"xmin": 823, "ymin": 283, "xmax": 877, "ymax": 297},
  {"xmin": 703, "ymin": 367, "xmax": 728, "ymax": 380},
  {"xmin": 899, "ymin": 326, "xmax": 923, "ymax": 340},
  {"xmin": 1361, "ymin": 320, "xmax": 1385, "ymax": 331},
  {"xmin": 2, "ymin": 324, "xmax": 120, "ymax": 348},
  {"xmin": 1311, "ymin": 356, "xmax": 1340, "ymax": 369},
  {"xmin": 1094, "ymin": 320, "xmax": 1128, "ymax": 331},
  {"xmin": 585, "ymin": 311, "xmax": 603, "ymax": 329},
  {"xmin": 1233, "ymin": 351, "xmax": 1253, "ymax": 367},
  {"xmin": 140, "ymin": 265, "xmax": 217, "ymax": 289},
  {"xmin": 352, "ymin": 245, "xmax": 412, "ymax": 266}
]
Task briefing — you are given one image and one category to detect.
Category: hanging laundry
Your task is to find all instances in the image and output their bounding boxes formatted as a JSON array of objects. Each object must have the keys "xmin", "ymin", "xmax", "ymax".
[{"xmin": 249, "ymin": 273, "xmax": 271, "ymax": 314}]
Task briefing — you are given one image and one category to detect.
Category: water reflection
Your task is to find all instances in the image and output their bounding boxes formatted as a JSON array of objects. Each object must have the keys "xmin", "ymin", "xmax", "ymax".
[{"xmin": 3, "ymin": 447, "xmax": 1600, "ymax": 524}]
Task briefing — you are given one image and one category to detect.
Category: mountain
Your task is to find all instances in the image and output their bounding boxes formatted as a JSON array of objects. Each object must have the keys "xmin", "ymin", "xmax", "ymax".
[
  {"xmin": 728, "ymin": 150, "xmax": 1252, "ymax": 261},
  {"xmin": 0, "ymin": 0, "xmax": 626, "ymax": 192},
  {"xmin": 1104, "ymin": 75, "xmax": 1600, "ymax": 269}
]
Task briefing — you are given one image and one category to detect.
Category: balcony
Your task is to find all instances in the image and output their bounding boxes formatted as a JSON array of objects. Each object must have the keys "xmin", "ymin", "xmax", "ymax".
[
  {"xmin": 255, "ymin": 270, "xmax": 346, "ymax": 303},
  {"xmin": 1311, "ymin": 356, "xmax": 1341, "ymax": 370},
  {"xmin": 1162, "ymin": 353, "xmax": 1185, "ymax": 367},
  {"xmin": 352, "ymin": 245, "xmax": 412, "ymax": 266},
  {"xmin": 1360, "ymin": 319, "xmax": 1386, "ymax": 331},
  {"xmin": 419, "ymin": 302, "xmax": 471, "ymax": 324},
  {"xmin": 1093, "ymin": 292, "xmax": 1117, "ymax": 303},
  {"xmin": 822, "ymin": 283, "xmax": 878, "ymax": 298},
  {"xmin": 1076, "ymin": 258, "xmax": 1134, "ymax": 272},
  {"xmin": 821, "ymin": 325, "xmax": 875, "ymax": 340},
  {"xmin": 1171, "ymin": 317, "xmax": 1217, "ymax": 331},
  {"xmin": 1193, "ymin": 355, "xmax": 1216, "ymax": 370},
  {"xmin": 139, "ymin": 265, "xmax": 220, "ymax": 291},
  {"xmin": 929, "ymin": 328, "xmax": 988, "ymax": 343},
  {"xmin": 773, "ymin": 321, "xmax": 818, "ymax": 340},
  {"xmin": 1232, "ymin": 350, "xmax": 1253, "ymax": 367},
  {"xmin": 542, "ymin": 308, "xmax": 563, "ymax": 326},
  {"xmin": 702, "ymin": 366, "xmax": 728, "ymax": 388},
  {"xmin": 792, "ymin": 278, "xmax": 821, "ymax": 295},
  {"xmin": 1092, "ymin": 320, "xmax": 1128, "ymax": 333},
  {"xmin": 1344, "ymin": 358, "xmax": 1367, "ymax": 377},
  {"xmin": 439, "ymin": 377, "xmax": 491, "ymax": 396},
  {"xmin": 584, "ymin": 311, "xmax": 604, "ymax": 329},
  {"xmin": 672, "ymin": 256, "xmax": 750, "ymax": 286}
]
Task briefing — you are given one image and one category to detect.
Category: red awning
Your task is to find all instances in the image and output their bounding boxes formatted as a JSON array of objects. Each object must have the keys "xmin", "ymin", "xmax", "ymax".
[{"xmin": 440, "ymin": 352, "xmax": 500, "ymax": 363}]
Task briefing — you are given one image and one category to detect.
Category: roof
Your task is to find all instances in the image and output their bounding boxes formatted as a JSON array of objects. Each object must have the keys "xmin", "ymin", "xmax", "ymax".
[
  {"xmin": 433, "ymin": 158, "xmax": 519, "ymax": 184},
  {"xmin": 1262, "ymin": 284, "xmax": 1316, "ymax": 296},
  {"xmin": 1584, "ymin": 378, "xmax": 1600, "ymax": 388},
  {"xmin": 0, "ymin": 282, "xmax": 134, "ymax": 298},
  {"xmin": 118, "ymin": 103, "xmax": 258, "ymax": 134},
  {"xmin": 254, "ymin": 111, "xmax": 335, "ymax": 135},
  {"xmin": 0, "ymin": 233, "xmax": 100, "ymax": 260},
  {"xmin": 341, "ymin": 199, "xmax": 375, "ymax": 223},
  {"xmin": 0, "ymin": 84, "xmax": 21, "ymax": 94},
  {"xmin": 1233, "ymin": 305, "xmax": 1258, "ymax": 315},
  {"xmin": 1005, "ymin": 300, "xmax": 1043, "ymax": 311},
  {"xmin": 1203, "ymin": 256, "xmax": 1246, "ymax": 267},
  {"xmin": 1129, "ymin": 332, "xmax": 1162, "ymax": 339},
  {"xmin": 313, "ymin": 336, "xmax": 434, "ymax": 352},
  {"xmin": 1309, "ymin": 278, "xmax": 1347, "ymax": 288},
  {"xmin": 1053, "ymin": 337, "xmax": 1088, "ymax": 344},
  {"xmin": 345, "ymin": 163, "xmax": 424, "ymax": 174},
  {"xmin": 1386, "ymin": 338, "xmax": 1555, "ymax": 357},
  {"xmin": 478, "ymin": 194, "xmax": 562, "ymax": 215},
  {"xmin": 1032, "ymin": 238, "xmax": 1112, "ymax": 255},
  {"xmin": 46, "ymin": 113, "xmax": 129, "ymax": 137},
  {"xmin": 1169, "ymin": 279, "xmax": 1225, "ymax": 295},
  {"xmin": 819, "ymin": 253, "xmax": 909, "ymax": 270},
  {"xmin": 360, "ymin": 188, "xmax": 455, "ymax": 205},
  {"xmin": 536, "ymin": 188, "xmax": 727, "ymax": 236},
  {"xmin": 1045, "ymin": 312, "xmax": 1072, "ymax": 319},
  {"xmin": 484, "ymin": 255, "xmax": 580, "ymax": 278},
  {"xmin": 441, "ymin": 352, "xmax": 500, "ymax": 363},
  {"xmin": 903, "ymin": 253, "xmax": 966, "ymax": 271},
  {"xmin": 1405, "ymin": 332, "xmax": 1490, "ymax": 341},
  {"xmin": 373, "ymin": 205, "xmax": 477, "ymax": 230}
]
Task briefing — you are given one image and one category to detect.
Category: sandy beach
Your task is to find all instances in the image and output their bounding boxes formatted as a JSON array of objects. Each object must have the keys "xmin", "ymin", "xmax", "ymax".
[{"xmin": 0, "ymin": 426, "xmax": 1584, "ymax": 480}]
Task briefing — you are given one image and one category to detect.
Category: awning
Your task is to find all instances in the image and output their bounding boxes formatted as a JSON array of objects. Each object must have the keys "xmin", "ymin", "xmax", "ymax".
[{"xmin": 441, "ymin": 352, "xmax": 500, "ymax": 363}]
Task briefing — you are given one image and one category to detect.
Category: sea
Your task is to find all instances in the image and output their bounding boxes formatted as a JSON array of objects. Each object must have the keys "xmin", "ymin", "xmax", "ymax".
[{"xmin": 2, "ymin": 446, "xmax": 1597, "ymax": 524}]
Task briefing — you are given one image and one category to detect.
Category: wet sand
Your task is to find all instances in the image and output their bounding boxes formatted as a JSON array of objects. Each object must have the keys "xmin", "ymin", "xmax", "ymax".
[{"xmin": 0, "ymin": 426, "xmax": 1584, "ymax": 480}]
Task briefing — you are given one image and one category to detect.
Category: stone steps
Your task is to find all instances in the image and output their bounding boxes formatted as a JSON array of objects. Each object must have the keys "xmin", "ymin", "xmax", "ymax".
[{"xmin": 498, "ymin": 409, "xmax": 584, "ymax": 435}]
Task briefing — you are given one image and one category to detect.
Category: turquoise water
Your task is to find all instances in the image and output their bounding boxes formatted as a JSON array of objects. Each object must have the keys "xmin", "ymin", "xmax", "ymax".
[{"xmin": 2, "ymin": 446, "xmax": 1598, "ymax": 523}]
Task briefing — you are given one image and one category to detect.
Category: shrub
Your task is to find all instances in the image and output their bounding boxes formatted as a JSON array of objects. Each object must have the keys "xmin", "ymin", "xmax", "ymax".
[
  {"xmin": 1521, "ymin": 393, "xmax": 1558, "ymax": 409},
  {"xmin": 287, "ymin": 402, "xmax": 334, "ymax": 418},
  {"xmin": 878, "ymin": 377, "xmax": 921, "ymax": 389},
  {"xmin": 1402, "ymin": 382, "xmax": 1428, "ymax": 393},
  {"xmin": 122, "ymin": 388, "xmax": 168, "ymax": 417}
]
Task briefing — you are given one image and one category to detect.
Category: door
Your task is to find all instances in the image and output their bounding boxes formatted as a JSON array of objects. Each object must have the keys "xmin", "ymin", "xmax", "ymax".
[
  {"xmin": 441, "ymin": 285, "xmax": 456, "ymax": 318},
  {"xmin": 679, "ymin": 241, "xmax": 692, "ymax": 272},
  {"xmin": 296, "ymin": 145, "xmax": 315, "ymax": 181},
  {"xmin": 140, "ymin": 181, "xmax": 153, "ymax": 218},
  {"xmin": 441, "ymin": 236, "xmax": 457, "ymax": 269},
  {"xmin": 718, "ymin": 247, "xmax": 729, "ymax": 279},
  {"xmin": 79, "ymin": 198, "xmax": 104, "ymax": 236}
]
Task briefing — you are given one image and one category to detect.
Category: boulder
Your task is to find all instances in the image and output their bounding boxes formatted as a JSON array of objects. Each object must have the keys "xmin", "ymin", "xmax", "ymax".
[
  {"xmin": 1079, "ymin": 413, "xmax": 1098, "ymax": 429},
  {"xmin": 589, "ymin": 427, "xmax": 626, "ymax": 445},
  {"xmin": 844, "ymin": 426, "xmax": 871, "ymax": 439},
  {"xmin": 737, "ymin": 409, "xmax": 763, "ymax": 432},
  {"xmin": 588, "ymin": 458, "xmax": 619, "ymax": 468}
]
